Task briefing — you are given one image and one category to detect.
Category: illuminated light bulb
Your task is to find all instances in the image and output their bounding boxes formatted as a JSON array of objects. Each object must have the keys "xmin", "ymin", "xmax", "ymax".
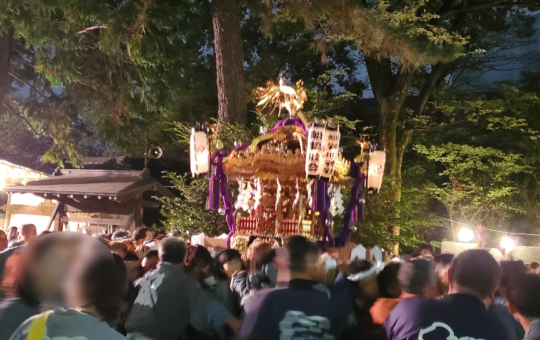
[
  {"xmin": 458, "ymin": 227, "xmax": 475, "ymax": 242},
  {"xmin": 500, "ymin": 236, "xmax": 516, "ymax": 253}
]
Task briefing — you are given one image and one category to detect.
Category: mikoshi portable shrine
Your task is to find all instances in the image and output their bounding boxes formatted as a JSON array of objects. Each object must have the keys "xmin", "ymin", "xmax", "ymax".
[{"xmin": 190, "ymin": 77, "xmax": 386, "ymax": 251}]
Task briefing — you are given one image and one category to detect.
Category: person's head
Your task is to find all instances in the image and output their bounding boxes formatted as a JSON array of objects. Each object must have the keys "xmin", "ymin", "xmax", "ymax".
[
  {"xmin": 132, "ymin": 227, "xmax": 151, "ymax": 246},
  {"xmin": 498, "ymin": 260, "xmax": 527, "ymax": 297},
  {"xmin": 448, "ymin": 249, "xmax": 501, "ymax": 307},
  {"xmin": 250, "ymin": 242, "xmax": 276, "ymax": 273},
  {"xmin": 153, "ymin": 229, "xmax": 166, "ymax": 240},
  {"xmin": 66, "ymin": 252, "xmax": 127, "ymax": 322},
  {"xmin": 185, "ymin": 245, "xmax": 214, "ymax": 284},
  {"xmin": 142, "ymin": 250, "xmax": 159, "ymax": 273},
  {"xmin": 506, "ymin": 273, "xmax": 540, "ymax": 327},
  {"xmin": 398, "ymin": 258, "xmax": 436, "ymax": 297},
  {"xmin": 216, "ymin": 249, "xmax": 243, "ymax": 280},
  {"xmin": 159, "ymin": 237, "xmax": 187, "ymax": 265},
  {"xmin": 348, "ymin": 259, "xmax": 379, "ymax": 306},
  {"xmin": 110, "ymin": 241, "xmax": 129, "ymax": 259},
  {"xmin": 7, "ymin": 226, "xmax": 19, "ymax": 242},
  {"xmin": 377, "ymin": 262, "xmax": 401, "ymax": 298},
  {"xmin": 0, "ymin": 230, "xmax": 8, "ymax": 251},
  {"xmin": 287, "ymin": 236, "xmax": 323, "ymax": 281},
  {"xmin": 20, "ymin": 224, "xmax": 37, "ymax": 243},
  {"xmin": 94, "ymin": 233, "xmax": 112, "ymax": 243},
  {"xmin": 419, "ymin": 244, "xmax": 434, "ymax": 257},
  {"xmin": 529, "ymin": 261, "xmax": 539, "ymax": 272},
  {"xmin": 112, "ymin": 229, "xmax": 130, "ymax": 241},
  {"xmin": 122, "ymin": 239, "xmax": 136, "ymax": 252},
  {"xmin": 167, "ymin": 230, "xmax": 183, "ymax": 238},
  {"xmin": 93, "ymin": 236, "xmax": 111, "ymax": 249},
  {"xmin": 434, "ymin": 253, "xmax": 454, "ymax": 295},
  {"xmin": 16, "ymin": 233, "xmax": 79, "ymax": 306}
]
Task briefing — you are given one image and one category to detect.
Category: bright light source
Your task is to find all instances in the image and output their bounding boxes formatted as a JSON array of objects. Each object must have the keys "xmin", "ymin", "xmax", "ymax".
[
  {"xmin": 458, "ymin": 227, "xmax": 475, "ymax": 242},
  {"xmin": 500, "ymin": 236, "xmax": 516, "ymax": 253}
]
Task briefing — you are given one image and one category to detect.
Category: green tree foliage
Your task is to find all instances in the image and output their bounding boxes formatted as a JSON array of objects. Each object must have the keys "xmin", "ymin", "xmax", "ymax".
[
  {"xmin": 157, "ymin": 174, "xmax": 229, "ymax": 236},
  {"xmin": 415, "ymin": 143, "xmax": 528, "ymax": 236},
  {"xmin": 413, "ymin": 74, "xmax": 540, "ymax": 244}
]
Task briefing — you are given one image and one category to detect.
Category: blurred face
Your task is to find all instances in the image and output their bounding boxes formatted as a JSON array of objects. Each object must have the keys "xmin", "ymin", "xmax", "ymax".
[
  {"xmin": 274, "ymin": 248, "xmax": 290, "ymax": 283},
  {"xmin": 306, "ymin": 252, "xmax": 325, "ymax": 281},
  {"xmin": 142, "ymin": 256, "xmax": 159, "ymax": 273},
  {"xmin": 64, "ymin": 239, "xmax": 113, "ymax": 309},
  {"xmin": 438, "ymin": 264, "xmax": 451, "ymax": 285},
  {"xmin": 123, "ymin": 240, "xmax": 136, "ymax": 252},
  {"xmin": 222, "ymin": 258, "xmax": 242, "ymax": 278},
  {"xmin": 27, "ymin": 241, "xmax": 78, "ymax": 304},
  {"xmin": 21, "ymin": 226, "xmax": 37, "ymax": 243},
  {"xmin": 358, "ymin": 274, "xmax": 379, "ymax": 304},
  {"xmin": 145, "ymin": 231, "xmax": 153, "ymax": 240},
  {"xmin": 8, "ymin": 228, "xmax": 19, "ymax": 242},
  {"xmin": 0, "ymin": 232, "xmax": 7, "ymax": 251}
]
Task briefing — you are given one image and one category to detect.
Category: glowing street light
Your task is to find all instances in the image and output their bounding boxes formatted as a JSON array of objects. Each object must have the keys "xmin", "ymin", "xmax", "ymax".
[
  {"xmin": 500, "ymin": 236, "xmax": 516, "ymax": 253},
  {"xmin": 458, "ymin": 227, "xmax": 475, "ymax": 242}
]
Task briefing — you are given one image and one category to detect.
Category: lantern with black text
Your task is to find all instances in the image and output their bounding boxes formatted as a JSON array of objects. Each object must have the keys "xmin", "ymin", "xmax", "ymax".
[
  {"xmin": 367, "ymin": 149, "xmax": 386, "ymax": 193},
  {"xmin": 190, "ymin": 128, "xmax": 209, "ymax": 176},
  {"xmin": 319, "ymin": 127, "xmax": 340, "ymax": 179},
  {"xmin": 305, "ymin": 123, "xmax": 325, "ymax": 177}
]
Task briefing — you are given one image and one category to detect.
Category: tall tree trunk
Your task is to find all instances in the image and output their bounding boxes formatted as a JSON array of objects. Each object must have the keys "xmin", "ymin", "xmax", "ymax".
[
  {"xmin": 212, "ymin": 0, "xmax": 247, "ymax": 124},
  {"xmin": 366, "ymin": 56, "xmax": 414, "ymax": 255},
  {"xmin": 0, "ymin": 27, "xmax": 14, "ymax": 115}
]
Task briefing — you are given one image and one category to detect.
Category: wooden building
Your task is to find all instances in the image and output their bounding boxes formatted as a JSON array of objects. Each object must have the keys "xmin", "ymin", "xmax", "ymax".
[
  {"xmin": 4, "ymin": 168, "xmax": 174, "ymax": 234},
  {"xmin": 0, "ymin": 160, "xmax": 50, "ymax": 229}
]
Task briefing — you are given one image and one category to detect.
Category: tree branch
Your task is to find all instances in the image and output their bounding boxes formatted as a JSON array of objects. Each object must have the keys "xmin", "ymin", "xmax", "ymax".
[
  {"xmin": 414, "ymin": 62, "xmax": 454, "ymax": 116},
  {"xmin": 9, "ymin": 72, "xmax": 54, "ymax": 99},
  {"xmin": 77, "ymin": 25, "xmax": 107, "ymax": 35},
  {"xmin": 3, "ymin": 101, "xmax": 48, "ymax": 136},
  {"xmin": 11, "ymin": 55, "xmax": 35, "ymax": 68}
]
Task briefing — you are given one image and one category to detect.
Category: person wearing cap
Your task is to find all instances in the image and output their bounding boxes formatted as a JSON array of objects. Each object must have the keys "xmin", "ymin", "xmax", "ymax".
[{"xmin": 384, "ymin": 249, "xmax": 516, "ymax": 340}]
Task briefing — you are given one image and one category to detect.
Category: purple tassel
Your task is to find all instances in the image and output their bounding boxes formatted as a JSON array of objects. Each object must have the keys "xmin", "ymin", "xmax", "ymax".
[
  {"xmin": 210, "ymin": 151, "xmax": 237, "ymax": 248},
  {"xmin": 208, "ymin": 175, "xmax": 221, "ymax": 211},
  {"xmin": 335, "ymin": 163, "xmax": 365, "ymax": 247},
  {"xmin": 314, "ymin": 179, "xmax": 334, "ymax": 249}
]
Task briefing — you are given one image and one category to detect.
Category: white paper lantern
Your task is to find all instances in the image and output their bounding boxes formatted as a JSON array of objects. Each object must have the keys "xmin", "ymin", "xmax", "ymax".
[
  {"xmin": 190, "ymin": 128, "xmax": 209, "ymax": 177},
  {"xmin": 319, "ymin": 128, "xmax": 340, "ymax": 179},
  {"xmin": 305, "ymin": 123, "xmax": 325, "ymax": 177},
  {"xmin": 367, "ymin": 150, "xmax": 386, "ymax": 192}
]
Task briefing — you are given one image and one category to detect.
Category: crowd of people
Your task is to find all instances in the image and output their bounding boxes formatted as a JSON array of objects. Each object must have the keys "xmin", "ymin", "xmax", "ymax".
[{"xmin": 0, "ymin": 224, "xmax": 538, "ymax": 340}]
